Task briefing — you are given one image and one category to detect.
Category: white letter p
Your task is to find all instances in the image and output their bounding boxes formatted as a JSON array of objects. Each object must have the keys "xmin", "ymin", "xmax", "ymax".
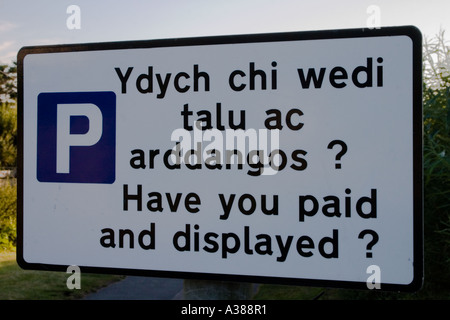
[{"xmin": 56, "ymin": 103, "xmax": 103, "ymax": 173}]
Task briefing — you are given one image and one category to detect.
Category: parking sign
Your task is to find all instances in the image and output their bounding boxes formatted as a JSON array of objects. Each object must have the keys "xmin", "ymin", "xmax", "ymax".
[{"xmin": 18, "ymin": 26, "xmax": 423, "ymax": 291}]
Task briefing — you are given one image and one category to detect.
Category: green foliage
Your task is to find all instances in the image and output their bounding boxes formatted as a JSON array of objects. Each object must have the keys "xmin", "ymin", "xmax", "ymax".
[
  {"xmin": 0, "ymin": 62, "xmax": 17, "ymax": 103},
  {"xmin": 0, "ymin": 181, "xmax": 16, "ymax": 249},
  {"xmin": 422, "ymin": 31, "xmax": 450, "ymax": 294},
  {"xmin": 0, "ymin": 103, "xmax": 17, "ymax": 167},
  {"xmin": 0, "ymin": 62, "xmax": 17, "ymax": 250},
  {"xmin": 0, "ymin": 252, "xmax": 125, "ymax": 300}
]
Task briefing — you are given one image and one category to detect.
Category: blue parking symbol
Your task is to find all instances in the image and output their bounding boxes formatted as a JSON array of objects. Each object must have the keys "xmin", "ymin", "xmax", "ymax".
[{"xmin": 37, "ymin": 91, "xmax": 116, "ymax": 184}]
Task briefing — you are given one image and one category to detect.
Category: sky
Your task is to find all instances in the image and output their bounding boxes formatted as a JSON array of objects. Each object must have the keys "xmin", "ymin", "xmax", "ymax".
[{"xmin": 0, "ymin": 0, "xmax": 449, "ymax": 64}]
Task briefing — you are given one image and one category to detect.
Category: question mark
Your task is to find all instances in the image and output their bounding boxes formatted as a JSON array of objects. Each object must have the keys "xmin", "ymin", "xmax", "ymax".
[
  {"xmin": 327, "ymin": 140, "xmax": 348, "ymax": 169},
  {"xmin": 358, "ymin": 229, "xmax": 379, "ymax": 258}
]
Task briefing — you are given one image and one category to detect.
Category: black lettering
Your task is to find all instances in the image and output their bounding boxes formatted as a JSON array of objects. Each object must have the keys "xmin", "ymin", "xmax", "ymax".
[
  {"xmin": 100, "ymin": 228, "xmax": 116, "ymax": 248},
  {"xmin": 318, "ymin": 229, "xmax": 339, "ymax": 258},
  {"xmin": 225, "ymin": 150, "xmax": 243, "ymax": 170},
  {"xmin": 130, "ymin": 149, "xmax": 146, "ymax": 169},
  {"xmin": 136, "ymin": 66, "xmax": 153, "ymax": 93},
  {"xmin": 352, "ymin": 58, "xmax": 373, "ymax": 88},
  {"xmin": 261, "ymin": 194, "xmax": 278, "ymax": 216},
  {"xmin": 181, "ymin": 104, "xmax": 193, "ymax": 131},
  {"xmin": 148, "ymin": 149, "xmax": 160, "ymax": 169},
  {"xmin": 215, "ymin": 103, "xmax": 225, "ymax": 130},
  {"xmin": 247, "ymin": 150, "xmax": 264, "ymax": 176},
  {"xmin": 115, "ymin": 67, "xmax": 133, "ymax": 93},
  {"xmin": 329, "ymin": 66, "xmax": 348, "ymax": 88},
  {"xmin": 219, "ymin": 194, "xmax": 235, "ymax": 220},
  {"xmin": 205, "ymin": 149, "xmax": 222, "ymax": 170},
  {"xmin": 119, "ymin": 229, "xmax": 134, "ymax": 248},
  {"xmin": 173, "ymin": 224, "xmax": 190, "ymax": 251},
  {"xmin": 196, "ymin": 110, "xmax": 212, "ymax": 130},
  {"xmin": 193, "ymin": 64, "xmax": 210, "ymax": 92},
  {"xmin": 138, "ymin": 223, "xmax": 156, "ymax": 250},
  {"xmin": 123, "ymin": 184, "xmax": 142, "ymax": 211},
  {"xmin": 166, "ymin": 193, "xmax": 182, "ymax": 212},
  {"xmin": 238, "ymin": 194, "xmax": 257, "ymax": 215},
  {"xmin": 286, "ymin": 109, "xmax": 304, "ymax": 130},
  {"xmin": 155, "ymin": 73, "xmax": 171, "ymax": 99},
  {"xmin": 244, "ymin": 226, "xmax": 253, "ymax": 255},
  {"xmin": 174, "ymin": 72, "xmax": 190, "ymax": 93},
  {"xmin": 147, "ymin": 192, "xmax": 163, "ymax": 212},
  {"xmin": 185, "ymin": 193, "xmax": 201, "ymax": 213},
  {"xmin": 222, "ymin": 232, "xmax": 240, "ymax": 258},
  {"xmin": 264, "ymin": 109, "xmax": 283, "ymax": 130},
  {"xmin": 296, "ymin": 236, "xmax": 314, "ymax": 257},
  {"xmin": 377, "ymin": 57, "xmax": 384, "ymax": 87},
  {"xmin": 290, "ymin": 150, "xmax": 308, "ymax": 171},
  {"xmin": 299, "ymin": 195, "xmax": 318, "ymax": 222},
  {"xmin": 269, "ymin": 149, "xmax": 287, "ymax": 172},
  {"xmin": 255, "ymin": 234, "xmax": 273, "ymax": 255},
  {"xmin": 163, "ymin": 148, "xmax": 181, "ymax": 170},
  {"xmin": 228, "ymin": 110, "xmax": 246, "ymax": 130},
  {"xmin": 203, "ymin": 232, "xmax": 219, "ymax": 253},
  {"xmin": 249, "ymin": 62, "xmax": 266, "ymax": 90},
  {"xmin": 322, "ymin": 196, "xmax": 342, "ymax": 218},
  {"xmin": 271, "ymin": 61, "xmax": 278, "ymax": 89},
  {"xmin": 356, "ymin": 189, "xmax": 377, "ymax": 218},
  {"xmin": 297, "ymin": 68, "xmax": 326, "ymax": 88},
  {"xmin": 276, "ymin": 235, "xmax": 293, "ymax": 262},
  {"xmin": 229, "ymin": 70, "xmax": 246, "ymax": 91}
]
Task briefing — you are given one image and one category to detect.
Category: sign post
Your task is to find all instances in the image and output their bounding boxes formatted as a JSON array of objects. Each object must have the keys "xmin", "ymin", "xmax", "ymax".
[{"xmin": 18, "ymin": 26, "xmax": 423, "ymax": 292}]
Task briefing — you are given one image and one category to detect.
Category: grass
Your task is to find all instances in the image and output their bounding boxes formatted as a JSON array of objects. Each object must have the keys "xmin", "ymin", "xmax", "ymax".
[
  {"xmin": 253, "ymin": 282, "xmax": 450, "ymax": 300},
  {"xmin": 253, "ymin": 284, "xmax": 330, "ymax": 300},
  {"xmin": 0, "ymin": 250, "xmax": 124, "ymax": 300}
]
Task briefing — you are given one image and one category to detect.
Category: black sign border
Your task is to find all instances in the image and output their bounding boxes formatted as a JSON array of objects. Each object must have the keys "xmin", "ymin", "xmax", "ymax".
[{"xmin": 17, "ymin": 25, "xmax": 423, "ymax": 292}]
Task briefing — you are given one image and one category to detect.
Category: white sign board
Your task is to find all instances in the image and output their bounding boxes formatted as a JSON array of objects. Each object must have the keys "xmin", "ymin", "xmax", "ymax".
[{"xmin": 18, "ymin": 26, "xmax": 423, "ymax": 291}]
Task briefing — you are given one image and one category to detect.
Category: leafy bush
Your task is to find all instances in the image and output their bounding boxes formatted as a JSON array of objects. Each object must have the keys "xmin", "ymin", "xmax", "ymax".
[
  {"xmin": 0, "ymin": 180, "xmax": 16, "ymax": 249},
  {"xmin": 0, "ymin": 62, "xmax": 18, "ymax": 250},
  {"xmin": 421, "ymin": 30, "xmax": 450, "ymax": 294},
  {"xmin": 0, "ymin": 103, "xmax": 17, "ymax": 168}
]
